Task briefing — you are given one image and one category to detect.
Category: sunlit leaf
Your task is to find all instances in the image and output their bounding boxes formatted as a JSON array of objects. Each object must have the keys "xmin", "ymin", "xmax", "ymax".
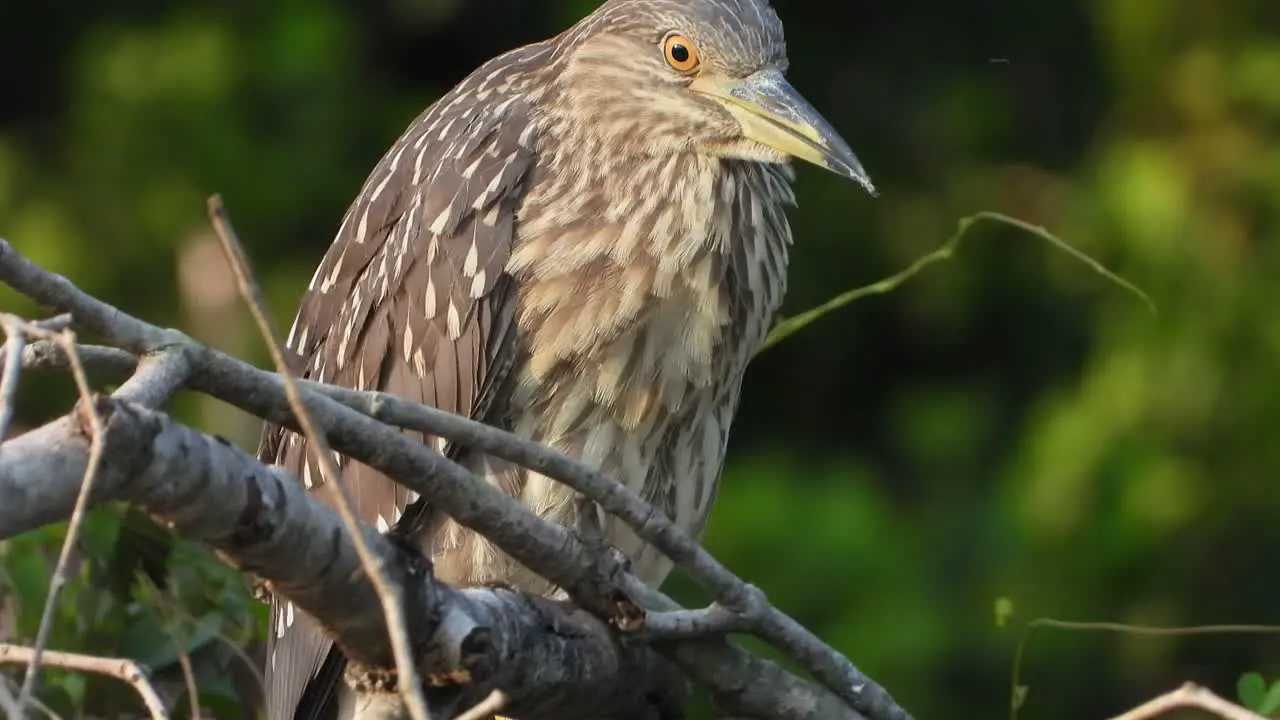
[
  {"xmin": 1012, "ymin": 684, "xmax": 1029, "ymax": 710},
  {"xmin": 6, "ymin": 547, "xmax": 52, "ymax": 638},
  {"xmin": 1240, "ymin": 672, "xmax": 1268, "ymax": 711},
  {"xmin": 994, "ymin": 597, "xmax": 1016, "ymax": 628},
  {"xmin": 1263, "ymin": 680, "xmax": 1280, "ymax": 716}
]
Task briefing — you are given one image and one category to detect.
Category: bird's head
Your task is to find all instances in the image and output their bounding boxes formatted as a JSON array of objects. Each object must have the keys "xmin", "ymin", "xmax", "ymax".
[{"xmin": 553, "ymin": 0, "xmax": 874, "ymax": 194}]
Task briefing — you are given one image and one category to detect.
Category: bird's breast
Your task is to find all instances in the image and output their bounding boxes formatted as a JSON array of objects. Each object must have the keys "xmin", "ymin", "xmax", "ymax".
[
  {"xmin": 433, "ymin": 160, "xmax": 794, "ymax": 590},
  {"xmin": 506, "ymin": 159, "xmax": 776, "ymax": 450}
]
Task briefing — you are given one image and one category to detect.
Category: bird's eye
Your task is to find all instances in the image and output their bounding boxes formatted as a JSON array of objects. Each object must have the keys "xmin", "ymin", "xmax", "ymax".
[{"xmin": 662, "ymin": 34, "xmax": 700, "ymax": 73}]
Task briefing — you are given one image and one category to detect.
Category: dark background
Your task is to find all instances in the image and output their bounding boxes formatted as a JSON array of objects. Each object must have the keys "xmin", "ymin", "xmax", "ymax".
[{"xmin": 2, "ymin": 0, "xmax": 1279, "ymax": 717}]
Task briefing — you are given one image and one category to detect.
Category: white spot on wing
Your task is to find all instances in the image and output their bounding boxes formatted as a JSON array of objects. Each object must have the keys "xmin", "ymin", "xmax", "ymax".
[
  {"xmin": 446, "ymin": 302, "xmax": 462, "ymax": 339},
  {"xmin": 517, "ymin": 123, "xmax": 537, "ymax": 147},
  {"xmin": 403, "ymin": 322, "xmax": 415, "ymax": 364},
  {"xmin": 463, "ymin": 242, "xmax": 479, "ymax": 276},
  {"xmin": 436, "ymin": 116, "xmax": 457, "ymax": 141},
  {"xmin": 430, "ymin": 203, "xmax": 455, "ymax": 235},
  {"xmin": 424, "ymin": 277, "xmax": 437, "ymax": 318},
  {"xmin": 355, "ymin": 206, "xmax": 372, "ymax": 245},
  {"xmin": 461, "ymin": 155, "xmax": 483, "ymax": 179}
]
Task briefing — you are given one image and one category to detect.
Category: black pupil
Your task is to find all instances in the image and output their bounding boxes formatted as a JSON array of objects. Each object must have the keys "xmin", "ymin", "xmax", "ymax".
[{"xmin": 670, "ymin": 43, "xmax": 690, "ymax": 63}]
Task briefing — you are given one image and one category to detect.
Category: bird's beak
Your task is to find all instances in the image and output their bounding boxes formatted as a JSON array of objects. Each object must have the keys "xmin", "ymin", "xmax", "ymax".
[{"xmin": 690, "ymin": 69, "xmax": 875, "ymax": 195}]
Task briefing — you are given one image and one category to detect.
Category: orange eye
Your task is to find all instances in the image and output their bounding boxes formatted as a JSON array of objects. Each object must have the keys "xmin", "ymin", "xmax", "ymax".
[{"xmin": 663, "ymin": 34, "xmax": 700, "ymax": 73}]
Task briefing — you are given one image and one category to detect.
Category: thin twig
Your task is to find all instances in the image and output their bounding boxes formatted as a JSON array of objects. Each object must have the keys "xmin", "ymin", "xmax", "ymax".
[
  {"xmin": 1, "ymin": 674, "xmax": 63, "ymax": 720},
  {"xmin": 0, "ymin": 671, "xmax": 20, "ymax": 717},
  {"xmin": 3, "ymin": 675, "xmax": 62, "ymax": 720},
  {"xmin": 152, "ymin": 594, "xmax": 202, "ymax": 720},
  {"xmin": 148, "ymin": 575, "xmax": 264, "ymax": 719},
  {"xmin": 0, "ymin": 643, "xmax": 169, "ymax": 719},
  {"xmin": 635, "ymin": 604, "xmax": 749, "ymax": 639},
  {"xmin": 113, "ymin": 350, "xmax": 192, "ymax": 408},
  {"xmin": 11, "ymin": 341, "xmax": 138, "ymax": 376},
  {"xmin": 1010, "ymin": 618, "xmax": 1280, "ymax": 720},
  {"xmin": 205, "ymin": 195, "xmax": 430, "ymax": 720},
  {"xmin": 211, "ymin": 632, "xmax": 265, "ymax": 707},
  {"xmin": 312, "ymin": 381, "xmax": 897, "ymax": 717},
  {"xmin": 28, "ymin": 315, "xmax": 74, "ymax": 333},
  {"xmin": 0, "ymin": 316, "xmax": 28, "ymax": 440},
  {"xmin": 15, "ymin": 329, "xmax": 108, "ymax": 713},
  {"xmin": 1110, "ymin": 682, "xmax": 1267, "ymax": 720},
  {"xmin": 175, "ymin": 649, "xmax": 201, "ymax": 720},
  {"xmin": 759, "ymin": 210, "xmax": 1156, "ymax": 353},
  {"xmin": 455, "ymin": 690, "xmax": 508, "ymax": 720}
]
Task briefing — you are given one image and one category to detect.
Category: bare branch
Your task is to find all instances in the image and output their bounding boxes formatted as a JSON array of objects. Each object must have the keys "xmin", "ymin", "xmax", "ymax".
[
  {"xmin": 0, "ymin": 317, "xmax": 26, "ymax": 440},
  {"xmin": 318, "ymin": 381, "xmax": 895, "ymax": 718},
  {"xmin": 633, "ymin": 605, "xmax": 749, "ymax": 639},
  {"xmin": 0, "ymin": 672, "xmax": 19, "ymax": 717},
  {"xmin": 151, "ymin": 602, "xmax": 202, "ymax": 720},
  {"xmin": 113, "ymin": 350, "xmax": 192, "ymax": 408},
  {"xmin": 5, "ymin": 340, "xmax": 138, "ymax": 377},
  {"xmin": 0, "ymin": 644, "xmax": 169, "ymax": 719},
  {"xmin": 12, "ymin": 327, "xmax": 108, "ymax": 713},
  {"xmin": 206, "ymin": 195, "xmax": 431, "ymax": 720},
  {"xmin": 1110, "ymin": 683, "xmax": 1268, "ymax": 720},
  {"xmin": 0, "ymin": 397, "xmax": 684, "ymax": 719},
  {"xmin": 0, "ymin": 237, "xmax": 907, "ymax": 720}
]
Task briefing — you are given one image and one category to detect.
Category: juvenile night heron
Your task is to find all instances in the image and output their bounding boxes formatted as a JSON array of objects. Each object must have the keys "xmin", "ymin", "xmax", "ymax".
[{"xmin": 258, "ymin": 0, "xmax": 874, "ymax": 716}]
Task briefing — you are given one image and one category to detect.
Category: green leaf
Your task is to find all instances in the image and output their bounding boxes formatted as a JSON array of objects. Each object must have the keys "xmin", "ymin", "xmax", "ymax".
[
  {"xmin": 994, "ymin": 597, "xmax": 1015, "ymax": 628},
  {"xmin": 38, "ymin": 677, "xmax": 80, "ymax": 719},
  {"xmin": 1261, "ymin": 680, "xmax": 1280, "ymax": 715},
  {"xmin": 6, "ymin": 547, "xmax": 52, "ymax": 637},
  {"xmin": 186, "ymin": 690, "xmax": 242, "ymax": 719},
  {"xmin": 758, "ymin": 211, "xmax": 1157, "ymax": 354},
  {"xmin": 77, "ymin": 505, "xmax": 124, "ymax": 562},
  {"xmin": 1239, "ymin": 672, "xmax": 1267, "ymax": 710},
  {"xmin": 120, "ymin": 611, "xmax": 223, "ymax": 671}
]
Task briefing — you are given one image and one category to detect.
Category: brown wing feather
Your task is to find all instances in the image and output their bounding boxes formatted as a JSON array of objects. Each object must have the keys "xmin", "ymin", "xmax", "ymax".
[{"xmin": 257, "ymin": 41, "xmax": 549, "ymax": 720}]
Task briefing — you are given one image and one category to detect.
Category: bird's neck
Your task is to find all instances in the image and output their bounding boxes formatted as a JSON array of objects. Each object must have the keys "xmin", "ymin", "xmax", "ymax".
[
  {"xmin": 517, "ymin": 131, "xmax": 731, "ymax": 261},
  {"xmin": 508, "ymin": 122, "xmax": 795, "ymax": 400}
]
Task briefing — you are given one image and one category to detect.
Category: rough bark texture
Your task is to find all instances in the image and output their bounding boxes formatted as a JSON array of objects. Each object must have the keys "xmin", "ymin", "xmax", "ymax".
[
  {"xmin": 0, "ymin": 398, "xmax": 684, "ymax": 719},
  {"xmin": 0, "ymin": 237, "xmax": 908, "ymax": 720}
]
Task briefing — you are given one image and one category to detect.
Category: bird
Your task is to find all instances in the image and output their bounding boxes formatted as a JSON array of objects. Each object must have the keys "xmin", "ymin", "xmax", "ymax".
[{"xmin": 257, "ymin": 0, "xmax": 874, "ymax": 717}]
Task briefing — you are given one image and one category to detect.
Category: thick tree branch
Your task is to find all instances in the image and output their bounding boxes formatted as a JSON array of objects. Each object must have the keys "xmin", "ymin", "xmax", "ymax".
[
  {"xmin": 0, "ymin": 237, "xmax": 909, "ymax": 720},
  {"xmin": 0, "ymin": 397, "xmax": 683, "ymax": 719}
]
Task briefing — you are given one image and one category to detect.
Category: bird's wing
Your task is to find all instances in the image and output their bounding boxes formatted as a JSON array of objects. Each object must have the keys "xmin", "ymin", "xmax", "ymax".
[{"xmin": 257, "ymin": 44, "xmax": 547, "ymax": 720}]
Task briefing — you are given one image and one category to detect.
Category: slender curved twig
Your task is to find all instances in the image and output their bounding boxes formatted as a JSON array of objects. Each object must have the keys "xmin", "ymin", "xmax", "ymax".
[
  {"xmin": 12, "ymin": 328, "xmax": 108, "ymax": 713},
  {"xmin": 206, "ymin": 195, "xmax": 430, "ymax": 720},
  {"xmin": 0, "ymin": 643, "xmax": 168, "ymax": 719}
]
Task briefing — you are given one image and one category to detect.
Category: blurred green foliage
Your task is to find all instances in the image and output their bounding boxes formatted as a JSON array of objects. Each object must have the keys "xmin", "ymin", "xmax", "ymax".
[
  {"xmin": 1239, "ymin": 672, "xmax": 1280, "ymax": 716},
  {"xmin": 2, "ymin": 0, "xmax": 1279, "ymax": 717}
]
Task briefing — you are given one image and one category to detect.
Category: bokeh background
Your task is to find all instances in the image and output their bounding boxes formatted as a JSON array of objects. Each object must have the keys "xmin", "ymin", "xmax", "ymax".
[{"xmin": 2, "ymin": 0, "xmax": 1279, "ymax": 717}]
